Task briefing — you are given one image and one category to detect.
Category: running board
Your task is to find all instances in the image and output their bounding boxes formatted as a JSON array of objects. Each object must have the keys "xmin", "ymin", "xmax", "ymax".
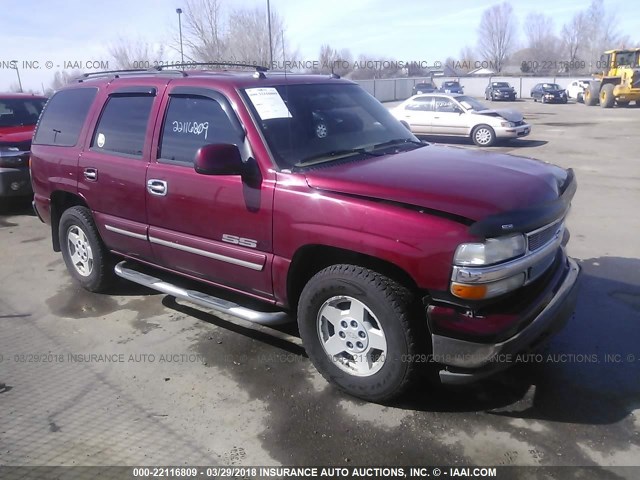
[{"xmin": 114, "ymin": 261, "xmax": 291, "ymax": 325}]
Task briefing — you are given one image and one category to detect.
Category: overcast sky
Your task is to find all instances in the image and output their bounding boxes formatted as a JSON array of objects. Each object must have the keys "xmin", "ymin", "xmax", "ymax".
[{"xmin": 1, "ymin": 0, "xmax": 637, "ymax": 92}]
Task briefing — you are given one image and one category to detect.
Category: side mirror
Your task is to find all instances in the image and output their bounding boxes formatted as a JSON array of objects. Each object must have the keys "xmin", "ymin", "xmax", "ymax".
[{"xmin": 194, "ymin": 144, "xmax": 243, "ymax": 176}]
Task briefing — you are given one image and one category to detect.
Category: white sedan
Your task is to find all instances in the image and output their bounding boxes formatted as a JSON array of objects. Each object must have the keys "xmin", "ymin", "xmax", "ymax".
[
  {"xmin": 566, "ymin": 79, "xmax": 591, "ymax": 102},
  {"xmin": 391, "ymin": 94, "xmax": 531, "ymax": 147}
]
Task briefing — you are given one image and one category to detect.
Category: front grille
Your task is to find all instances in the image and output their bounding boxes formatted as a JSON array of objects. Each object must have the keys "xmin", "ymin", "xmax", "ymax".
[{"xmin": 527, "ymin": 221, "xmax": 562, "ymax": 252}]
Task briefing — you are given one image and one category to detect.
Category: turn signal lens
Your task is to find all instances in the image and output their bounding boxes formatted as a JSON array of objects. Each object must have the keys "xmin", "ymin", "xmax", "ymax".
[{"xmin": 451, "ymin": 283, "xmax": 488, "ymax": 300}]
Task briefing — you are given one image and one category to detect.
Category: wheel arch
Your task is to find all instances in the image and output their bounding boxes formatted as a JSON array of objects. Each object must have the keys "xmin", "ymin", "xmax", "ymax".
[
  {"xmin": 286, "ymin": 244, "xmax": 420, "ymax": 310},
  {"xmin": 50, "ymin": 191, "xmax": 90, "ymax": 252}
]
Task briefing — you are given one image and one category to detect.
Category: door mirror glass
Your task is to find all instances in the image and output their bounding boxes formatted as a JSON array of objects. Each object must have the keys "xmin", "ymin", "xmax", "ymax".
[{"xmin": 194, "ymin": 144, "xmax": 243, "ymax": 175}]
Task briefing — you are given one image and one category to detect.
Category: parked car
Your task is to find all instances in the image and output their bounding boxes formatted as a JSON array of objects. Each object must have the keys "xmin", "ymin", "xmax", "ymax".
[
  {"xmin": 412, "ymin": 82, "xmax": 437, "ymax": 95},
  {"xmin": 439, "ymin": 81, "xmax": 464, "ymax": 94},
  {"xmin": 485, "ymin": 81, "xmax": 517, "ymax": 101},
  {"xmin": 566, "ymin": 79, "xmax": 591, "ymax": 102},
  {"xmin": 531, "ymin": 83, "xmax": 568, "ymax": 103},
  {"xmin": 0, "ymin": 93, "xmax": 48, "ymax": 198},
  {"xmin": 30, "ymin": 68, "xmax": 579, "ymax": 402},
  {"xmin": 392, "ymin": 93, "xmax": 530, "ymax": 146}
]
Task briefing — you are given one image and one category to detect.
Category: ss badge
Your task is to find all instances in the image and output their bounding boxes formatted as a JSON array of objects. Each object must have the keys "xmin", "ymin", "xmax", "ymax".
[{"xmin": 222, "ymin": 234, "xmax": 258, "ymax": 248}]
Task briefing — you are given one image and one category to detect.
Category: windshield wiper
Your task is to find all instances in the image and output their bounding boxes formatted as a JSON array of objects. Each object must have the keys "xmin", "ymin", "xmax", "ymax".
[
  {"xmin": 371, "ymin": 138, "xmax": 425, "ymax": 150},
  {"xmin": 293, "ymin": 148, "xmax": 382, "ymax": 168}
]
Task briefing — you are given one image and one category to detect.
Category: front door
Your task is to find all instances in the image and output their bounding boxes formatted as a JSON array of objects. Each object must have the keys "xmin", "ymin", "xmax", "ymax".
[{"xmin": 145, "ymin": 87, "xmax": 274, "ymax": 299}]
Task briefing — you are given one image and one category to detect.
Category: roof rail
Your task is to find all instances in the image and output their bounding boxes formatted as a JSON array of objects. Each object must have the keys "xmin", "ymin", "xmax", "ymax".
[
  {"xmin": 154, "ymin": 62, "xmax": 269, "ymax": 73},
  {"xmin": 76, "ymin": 68, "xmax": 188, "ymax": 82}
]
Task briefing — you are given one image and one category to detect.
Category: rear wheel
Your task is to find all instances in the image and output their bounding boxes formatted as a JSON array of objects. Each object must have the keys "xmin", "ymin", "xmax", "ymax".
[
  {"xmin": 297, "ymin": 265, "xmax": 419, "ymax": 402},
  {"xmin": 599, "ymin": 84, "xmax": 615, "ymax": 108},
  {"xmin": 471, "ymin": 124, "xmax": 496, "ymax": 147},
  {"xmin": 59, "ymin": 206, "xmax": 114, "ymax": 292}
]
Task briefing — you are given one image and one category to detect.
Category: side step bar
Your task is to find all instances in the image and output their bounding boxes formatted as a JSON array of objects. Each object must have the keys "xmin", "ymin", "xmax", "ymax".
[{"xmin": 114, "ymin": 261, "xmax": 291, "ymax": 326}]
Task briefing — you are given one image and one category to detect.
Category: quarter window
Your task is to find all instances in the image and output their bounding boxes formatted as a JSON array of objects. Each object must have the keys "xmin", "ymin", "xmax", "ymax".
[
  {"xmin": 33, "ymin": 88, "xmax": 97, "ymax": 146},
  {"xmin": 158, "ymin": 95, "xmax": 242, "ymax": 165},
  {"xmin": 91, "ymin": 95, "xmax": 154, "ymax": 157}
]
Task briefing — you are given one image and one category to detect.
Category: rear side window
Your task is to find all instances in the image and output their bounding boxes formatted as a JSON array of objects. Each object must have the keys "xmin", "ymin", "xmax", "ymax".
[
  {"xmin": 91, "ymin": 95, "xmax": 154, "ymax": 157},
  {"xmin": 33, "ymin": 88, "xmax": 97, "ymax": 146},
  {"xmin": 158, "ymin": 95, "xmax": 242, "ymax": 165}
]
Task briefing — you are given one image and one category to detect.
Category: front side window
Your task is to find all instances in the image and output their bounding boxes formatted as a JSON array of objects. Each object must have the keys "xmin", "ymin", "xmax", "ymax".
[
  {"xmin": 242, "ymin": 83, "xmax": 417, "ymax": 169},
  {"xmin": 159, "ymin": 95, "xmax": 242, "ymax": 165},
  {"xmin": 91, "ymin": 95, "xmax": 154, "ymax": 157},
  {"xmin": 33, "ymin": 88, "xmax": 97, "ymax": 146},
  {"xmin": 434, "ymin": 98, "xmax": 459, "ymax": 113}
]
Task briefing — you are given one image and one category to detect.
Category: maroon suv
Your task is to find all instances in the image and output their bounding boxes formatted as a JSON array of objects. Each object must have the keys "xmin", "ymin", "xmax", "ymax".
[
  {"xmin": 0, "ymin": 93, "xmax": 48, "ymax": 198},
  {"xmin": 30, "ymin": 67, "xmax": 580, "ymax": 401}
]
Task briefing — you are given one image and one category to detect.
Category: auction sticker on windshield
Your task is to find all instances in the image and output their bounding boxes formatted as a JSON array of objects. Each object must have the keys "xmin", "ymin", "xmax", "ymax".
[{"xmin": 246, "ymin": 87, "xmax": 292, "ymax": 120}]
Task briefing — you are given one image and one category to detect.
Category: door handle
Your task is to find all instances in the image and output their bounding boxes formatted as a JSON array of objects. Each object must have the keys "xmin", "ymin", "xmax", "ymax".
[
  {"xmin": 147, "ymin": 179, "xmax": 168, "ymax": 196},
  {"xmin": 84, "ymin": 168, "xmax": 98, "ymax": 181}
]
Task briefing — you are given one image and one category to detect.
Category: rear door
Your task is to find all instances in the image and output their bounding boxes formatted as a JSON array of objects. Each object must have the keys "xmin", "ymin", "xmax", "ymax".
[
  {"xmin": 399, "ymin": 96, "xmax": 434, "ymax": 134},
  {"xmin": 77, "ymin": 82, "xmax": 166, "ymax": 261},
  {"xmin": 145, "ymin": 86, "xmax": 274, "ymax": 298}
]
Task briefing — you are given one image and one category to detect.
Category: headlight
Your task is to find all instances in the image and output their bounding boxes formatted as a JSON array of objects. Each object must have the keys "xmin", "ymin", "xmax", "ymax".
[
  {"xmin": 500, "ymin": 121, "xmax": 516, "ymax": 127},
  {"xmin": 453, "ymin": 234, "xmax": 526, "ymax": 266}
]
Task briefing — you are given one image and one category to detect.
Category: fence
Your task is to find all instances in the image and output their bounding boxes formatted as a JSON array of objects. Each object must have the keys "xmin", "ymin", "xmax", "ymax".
[{"xmin": 355, "ymin": 76, "xmax": 589, "ymax": 102}]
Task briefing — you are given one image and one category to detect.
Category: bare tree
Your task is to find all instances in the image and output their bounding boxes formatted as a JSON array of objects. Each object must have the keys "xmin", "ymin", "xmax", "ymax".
[
  {"xmin": 108, "ymin": 37, "xmax": 166, "ymax": 69},
  {"xmin": 180, "ymin": 0, "xmax": 227, "ymax": 62},
  {"xmin": 453, "ymin": 46, "xmax": 477, "ymax": 74},
  {"xmin": 226, "ymin": 5, "xmax": 285, "ymax": 66},
  {"xmin": 45, "ymin": 70, "xmax": 84, "ymax": 96},
  {"xmin": 312, "ymin": 45, "xmax": 353, "ymax": 76},
  {"xmin": 477, "ymin": 2, "xmax": 517, "ymax": 72},
  {"xmin": 522, "ymin": 13, "xmax": 561, "ymax": 73},
  {"xmin": 561, "ymin": 12, "xmax": 587, "ymax": 68},
  {"xmin": 177, "ymin": 0, "xmax": 294, "ymax": 68}
]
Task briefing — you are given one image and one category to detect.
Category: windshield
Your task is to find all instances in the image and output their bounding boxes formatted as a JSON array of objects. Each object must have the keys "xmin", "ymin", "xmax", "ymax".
[
  {"xmin": 242, "ymin": 83, "xmax": 419, "ymax": 169},
  {"xmin": 456, "ymin": 96, "xmax": 488, "ymax": 112},
  {"xmin": 542, "ymin": 83, "xmax": 561, "ymax": 90},
  {"xmin": 492, "ymin": 82, "xmax": 509, "ymax": 87},
  {"xmin": 0, "ymin": 98, "xmax": 47, "ymax": 128}
]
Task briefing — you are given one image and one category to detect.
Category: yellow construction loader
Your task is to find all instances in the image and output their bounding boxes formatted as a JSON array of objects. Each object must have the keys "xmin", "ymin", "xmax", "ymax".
[{"xmin": 584, "ymin": 48, "xmax": 640, "ymax": 107}]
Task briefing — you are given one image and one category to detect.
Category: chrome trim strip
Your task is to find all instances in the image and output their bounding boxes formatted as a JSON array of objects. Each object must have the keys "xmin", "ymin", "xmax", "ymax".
[
  {"xmin": 452, "ymin": 230, "xmax": 563, "ymax": 285},
  {"xmin": 105, "ymin": 224, "xmax": 148, "ymax": 241},
  {"xmin": 148, "ymin": 236, "xmax": 264, "ymax": 271},
  {"xmin": 0, "ymin": 150, "xmax": 29, "ymax": 158}
]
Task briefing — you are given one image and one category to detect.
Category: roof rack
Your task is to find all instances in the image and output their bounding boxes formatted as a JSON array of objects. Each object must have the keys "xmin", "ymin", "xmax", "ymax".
[
  {"xmin": 76, "ymin": 68, "xmax": 188, "ymax": 82},
  {"xmin": 154, "ymin": 62, "xmax": 269, "ymax": 72}
]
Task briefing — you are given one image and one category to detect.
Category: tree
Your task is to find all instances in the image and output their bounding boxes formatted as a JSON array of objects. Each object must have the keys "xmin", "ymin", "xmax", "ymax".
[
  {"xmin": 177, "ymin": 0, "xmax": 295, "ymax": 68},
  {"xmin": 312, "ymin": 45, "xmax": 353, "ymax": 76},
  {"xmin": 522, "ymin": 13, "xmax": 561, "ymax": 73},
  {"xmin": 45, "ymin": 70, "xmax": 84, "ymax": 96},
  {"xmin": 477, "ymin": 2, "xmax": 517, "ymax": 72},
  {"xmin": 561, "ymin": 12, "xmax": 587, "ymax": 69},
  {"xmin": 108, "ymin": 37, "xmax": 166, "ymax": 69}
]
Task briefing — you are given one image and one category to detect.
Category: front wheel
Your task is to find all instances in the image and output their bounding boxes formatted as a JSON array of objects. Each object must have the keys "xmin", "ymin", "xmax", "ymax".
[
  {"xmin": 59, "ymin": 206, "xmax": 114, "ymax": 292},
  {"xmin": 297, "ymin": 265, "xmax": 420, "ymax": 402},
  {"xmin": 471, "ymin": 124, "xmax": 496, "ymax": 147}
]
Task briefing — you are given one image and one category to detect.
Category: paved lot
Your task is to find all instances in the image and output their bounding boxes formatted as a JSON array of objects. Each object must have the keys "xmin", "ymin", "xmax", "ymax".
[{"xmin": 1, "ymin": 99, "xmax": 639, "ymax": 473}]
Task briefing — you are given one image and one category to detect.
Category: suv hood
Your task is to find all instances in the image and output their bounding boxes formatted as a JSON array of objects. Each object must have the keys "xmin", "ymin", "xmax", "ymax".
[
  {"xmin": 0, "ymin": 125, "xmax": 35, "ymax": 144},
  {"xmin": 304, "ymin": 145, "xmax": 566, "ymax": 222}
]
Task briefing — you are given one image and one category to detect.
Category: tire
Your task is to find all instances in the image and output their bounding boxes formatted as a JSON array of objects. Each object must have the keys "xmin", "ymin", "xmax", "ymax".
[
  {"xmin": 599, "ymin": 84, "xmax": 615, "ymax": 108},
  {"xmin": 471, "ymin": 124, "xmax": 496, "ymax": 147},
  {"xmin": 59, "ymin": 206, "xmax": 114, "ymax": 292},
  {"xmin": 584, "ymin": 83, "xmax": 599, "ymax": 106},
  {"xmin": 533, "ymin": 97, "xmax": 537, "ymax": 102},
  {"xmin": 297, "ymin": 264, "xmax": 420, "ymax": 402}
]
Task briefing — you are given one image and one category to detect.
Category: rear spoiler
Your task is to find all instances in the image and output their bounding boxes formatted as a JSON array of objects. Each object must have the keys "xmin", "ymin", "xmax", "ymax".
[{"xmin": 469, "ymin": 169, "xmax": 577, "ymax": 238}]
